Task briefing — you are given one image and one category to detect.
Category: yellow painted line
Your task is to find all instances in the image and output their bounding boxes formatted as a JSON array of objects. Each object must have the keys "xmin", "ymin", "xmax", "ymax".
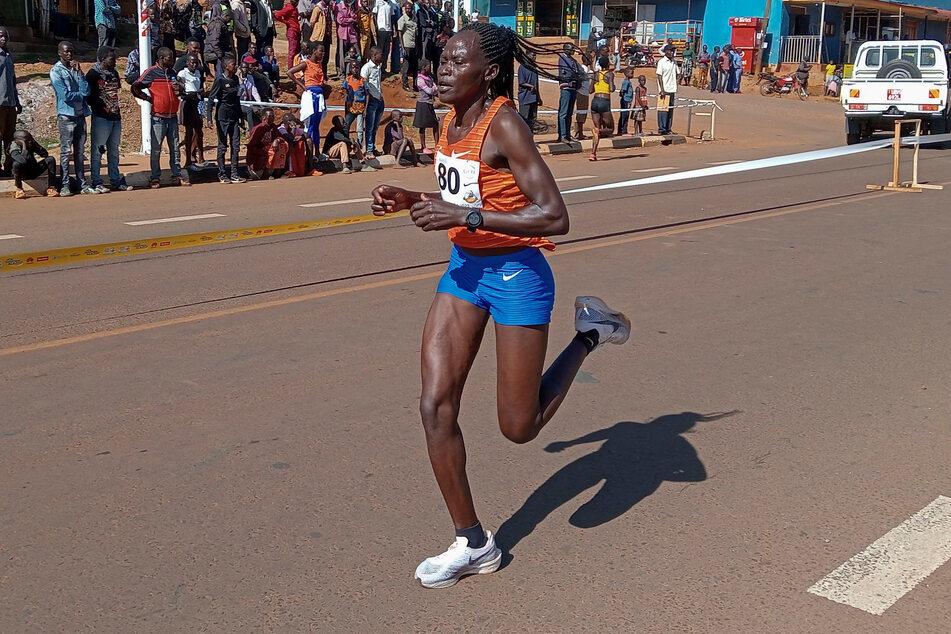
[
  {"xmin": 0, "ymin": 211, "xmax": 408, "ymax": 273},
  {"xmin": 0, "ymin": 191, "xmax": 895, "ymax": 358}
]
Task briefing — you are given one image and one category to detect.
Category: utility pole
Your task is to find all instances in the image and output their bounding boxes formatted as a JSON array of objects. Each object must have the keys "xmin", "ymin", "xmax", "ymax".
[{"xmin": 753, "ymin": 0, "xmax": 772, "ymax": 77}]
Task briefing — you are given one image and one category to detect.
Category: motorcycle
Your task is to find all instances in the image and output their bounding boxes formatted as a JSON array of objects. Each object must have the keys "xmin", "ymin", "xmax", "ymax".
[
  {"xmin": 757, "ymin": 72, "xmax": 809, "ymax": 100},
  {"xmin": 625, "ymin": 44, "xmax": 655, "ymax": 68}
]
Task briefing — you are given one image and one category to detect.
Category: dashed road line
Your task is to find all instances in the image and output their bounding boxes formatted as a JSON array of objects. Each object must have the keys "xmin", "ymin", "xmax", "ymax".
[
  {"xmin": 807, "ymin": 495, "xmax": 951, "ymax": 615},
  {"xmin": 300, "ymin": 197, "xmax": 374, "ymax": 208},
  {"xmin": 632, "ymin": 167, "xmax": 676, "ymax": 173},
  {"xmin": 708, "ymin": 159, "xmax": 742, "ymax": 165},
  {"xmin": 125, "ymin": 213, "xmax": 227, "ymax": 226},
  {"xmin": 0, "ymin": 234, "xmax": 24, "ymax": 240}
]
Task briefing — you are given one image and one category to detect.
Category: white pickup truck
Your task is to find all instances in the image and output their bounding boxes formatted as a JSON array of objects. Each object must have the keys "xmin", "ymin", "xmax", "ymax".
[{"xmin": 841, "ymin": 40, "xmax": 950, "ymax": 144}]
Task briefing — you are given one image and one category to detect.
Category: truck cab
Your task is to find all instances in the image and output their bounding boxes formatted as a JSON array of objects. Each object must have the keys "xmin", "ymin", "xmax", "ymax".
[{"xmin": 841, "ymin": 40, "xmax": 950, "ymax": 144}]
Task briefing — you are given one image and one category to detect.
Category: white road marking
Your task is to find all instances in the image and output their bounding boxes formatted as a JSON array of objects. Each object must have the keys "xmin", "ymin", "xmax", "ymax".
[
  {"xmin": 708, "ymin": 159, "xmax": 742, "ymax": 165},
  {"xmin": 0, "ymin": 234, "xmax": 24, "ymax": 240},
  {"xmin": 633, "ymin": 166, "xmax": 676, "ymax": 173},
  {"xmin": 125, "ymin": 213, "xmax": 226, "ymax": 226},
  {"xmin": 807, "ymin": 495, "xmax": 951, "ymax": 615},
  {"xmin": 299, "ymin": 197, "xmax": 373, "ymax": 208},
  {"xmin": 554, "ymin": 175, "xmax": 596, "ymax": 182}
]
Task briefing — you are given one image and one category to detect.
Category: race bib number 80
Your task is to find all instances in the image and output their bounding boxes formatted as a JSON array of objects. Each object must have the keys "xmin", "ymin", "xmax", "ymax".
[{"xmin": 434, "ymin": 150, "xmax": 482, "ymax": 208}]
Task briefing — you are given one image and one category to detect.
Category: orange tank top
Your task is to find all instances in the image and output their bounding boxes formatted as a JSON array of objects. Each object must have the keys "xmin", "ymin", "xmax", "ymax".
[
  {"xmin": 303, "ymin": 58, "xmax": 324, "ymax": 87},
  {"xmin": 435, "ymin": 97, "xmax": 555, "ymax": 251}
]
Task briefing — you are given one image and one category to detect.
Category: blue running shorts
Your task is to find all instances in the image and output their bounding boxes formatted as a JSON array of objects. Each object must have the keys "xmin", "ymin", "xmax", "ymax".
[{"xmin": 436, "ymin": 245, "xmax": 555, "ymax": 326}]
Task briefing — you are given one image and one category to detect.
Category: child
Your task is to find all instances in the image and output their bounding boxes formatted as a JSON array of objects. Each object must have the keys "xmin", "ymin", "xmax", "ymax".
[
  {"xmin": 617, "ymin": 67, "xmax": 634, "ymax": 136},
  {"xmin": 278, "ymin": 112, "xmax": 315, "ymax": 176},
  {"xmin": 413, "ymin": 60, "xmax": 439, "ymax": 153},
  {"xmin": 9, "ymin": 130, "xmax": 59, "ymax": 199},
  {"xmin": 345, "ymin": 44, "xmax": 362, "ymax": 70},
  {"xmin": 206, "ymin": 53, "xmax": 246, "ymax": 184},
  {"xmin": 383, "ymin": 110, "xmax": 418, "ymax": 167},
  {"xmin": 344, "ymin": 61, "xmax": 367, "ymax": 150},
  {"xmin": 633, "ymin": 74, "xmax": 648, "ymax": 135},
  {"xmin": 178, "ymin": 52, "xmax": 207, "ymax": 171},
  {"xmin": 288, "ymin": 43, "xmax": 327, "ymax": 150}
]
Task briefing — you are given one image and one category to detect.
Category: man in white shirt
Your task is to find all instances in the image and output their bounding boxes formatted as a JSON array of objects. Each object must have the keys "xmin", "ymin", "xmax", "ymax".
[
  {"xmin": 655, "ymin": 44, "xmax": 679, "ymax": 135},
  {"xmin": 361, "ymin": 46, "xmax": 385, "ymax": 155},
  {"xmin": 373, "ymin": 0, "xmax": 398, "ymax": 73}
]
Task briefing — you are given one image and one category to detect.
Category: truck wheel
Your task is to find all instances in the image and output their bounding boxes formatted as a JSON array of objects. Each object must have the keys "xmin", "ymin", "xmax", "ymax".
[
  {"xmin": 846, "ymin": 133, "xmax": 861, "ymax": 145},
  {"xmin": 930, "ymin": 115, "xmax": 948, "ymax": 135},
  {"xmin": 875, "ymin": 59, "xmax": 922, "ymax": 80}
]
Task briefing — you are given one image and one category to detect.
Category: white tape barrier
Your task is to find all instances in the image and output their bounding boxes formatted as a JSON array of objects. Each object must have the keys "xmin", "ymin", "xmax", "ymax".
[{"xmin": 562, "ymin": 134, "xmax": 951, "ymax": 194}]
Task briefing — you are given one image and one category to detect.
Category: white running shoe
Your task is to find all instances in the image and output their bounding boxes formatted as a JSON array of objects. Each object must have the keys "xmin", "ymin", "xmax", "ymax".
[
  {"xmin": 575, "ymin": 296, "xmax": 631, "ymax": 348},
  {"xmin": 414, "ymin": 531, "xmax": 502, "ymax": 588}
]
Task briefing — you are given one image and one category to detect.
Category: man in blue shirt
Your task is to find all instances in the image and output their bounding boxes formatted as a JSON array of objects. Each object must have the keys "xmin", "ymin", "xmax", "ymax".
[
  {"xmin": 94, "ymin": 0, "xmax": 121, "ymax": 48},
  {"xmin": 50, "ymin": 41, "xmax": 95, "ymax": 196},
  {"xmin": 557, "ymin": 43, "xmax": 580, "ymax": 144},
  {"xmin": 517, "ymin": 52, "xmax": 540, "ymax": 134}
]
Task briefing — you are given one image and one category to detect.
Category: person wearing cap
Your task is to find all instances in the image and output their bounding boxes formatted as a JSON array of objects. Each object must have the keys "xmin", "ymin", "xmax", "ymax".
[
  {"xmin": 655, "ymin": 43, "xmax": 679, "ymax": 135},
  {"xmin": 86, "ymin": 46, "xmax": 132, "ymax": 192}
]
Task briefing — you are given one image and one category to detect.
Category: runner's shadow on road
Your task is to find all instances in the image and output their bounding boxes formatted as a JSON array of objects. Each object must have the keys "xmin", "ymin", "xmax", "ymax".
[{"xmin": 495, "ymin": 411, "xmax": 738, "ymax": 566}]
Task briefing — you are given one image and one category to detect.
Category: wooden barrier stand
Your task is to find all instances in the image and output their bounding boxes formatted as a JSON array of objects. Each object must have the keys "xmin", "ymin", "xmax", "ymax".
[{"xmin": 866, "ymin": 119, "xmax": 944, "ymax": 193}]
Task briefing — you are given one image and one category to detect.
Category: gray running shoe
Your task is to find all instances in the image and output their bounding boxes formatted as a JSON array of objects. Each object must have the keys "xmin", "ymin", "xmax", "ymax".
[
  {"xmin": 574, "ymin": 296, "xmax": 631, "ymax": 348},
  {"xmin": 414, "ymin": 531, "xmax": 502, "ymax": 589}
]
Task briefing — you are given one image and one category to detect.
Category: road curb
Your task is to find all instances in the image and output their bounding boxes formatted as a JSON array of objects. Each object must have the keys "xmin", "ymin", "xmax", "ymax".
[{"xmin": 538, "ymin": 134, "xmax": 688, "ymax": 155}]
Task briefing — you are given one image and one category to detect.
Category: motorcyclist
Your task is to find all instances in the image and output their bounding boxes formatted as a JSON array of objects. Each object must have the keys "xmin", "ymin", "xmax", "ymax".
[{"xmin": 795, "ymin": 59, "xmax": 811, "ymax": 87}]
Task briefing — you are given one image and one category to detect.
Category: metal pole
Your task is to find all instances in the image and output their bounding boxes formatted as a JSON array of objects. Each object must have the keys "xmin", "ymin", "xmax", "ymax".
[
  {"xmin": 898, "ymin": 7, "xmax": 902, "ymax": 40},
  {"xmin": 818, "ymin": 1, "xmax": 826, "ymax": 63},
  {"xmin": 137, "ymin": 0, "xmax": 152, "ymax": 155},
  {"xmin": 754, "ymin": 0, "xmax": 772, "ymax": 77},
  {"xmin": 848, "ymin": 4, "xmax": 854, "ymax": 63},
  {"xmin": 877, "ymin": 9, "xmax": 881, "ymax": 39}
]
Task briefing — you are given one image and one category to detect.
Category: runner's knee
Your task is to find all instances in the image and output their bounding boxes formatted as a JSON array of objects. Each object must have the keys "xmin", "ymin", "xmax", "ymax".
[
  {"xmin": 498, "ymin": 411, "xmax": 539, "ymax": 444},
  {"xmin": 419, "ymin": 391, "xmax": 461, "ymax": 438}
]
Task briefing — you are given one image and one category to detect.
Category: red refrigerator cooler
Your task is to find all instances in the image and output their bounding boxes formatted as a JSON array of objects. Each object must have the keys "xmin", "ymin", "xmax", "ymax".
[{"xmin": 729, "ymin": 17, "xmax": 763, "ymax": 73}]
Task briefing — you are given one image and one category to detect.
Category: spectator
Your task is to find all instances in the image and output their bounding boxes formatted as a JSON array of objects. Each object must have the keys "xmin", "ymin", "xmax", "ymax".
[
  {"xmin": 182, "ymin": 0, "xmax": 206, "ymax": 47},
  {"xmin": 298, "ymin": 0, "xmax": 315, "ymax": 41},
  {"xmin": 557, "ymin": 43, "xmax": 580, "ymax": 143},
  {"xmin": 323, "ymin": 114, "xmax": 375, "ymax": 173},
  {"xmin": 239, "ymin": 56, "xmax": 262, "ymax": 130},
  {"xmin": 709, "ymin": 45, "xmax": 720, "ymax": 92},
  {"xmin": 360, "ymin": 46, "xmax": 384, "ymax": 156},
  {"xmin": 397, "ymin": 1, "xmax": 417, "ymax": 91},
  {"xmin": 133, "ymin": 46, "xmax": 189, "ymax": 188},
  {"xmin": 382, "ymin": 109, "xmax": 417, "ymax": 166},
  {"xmin": 159, "ymin": 1, "xmax": 178, "ymax": 51},
  {"xmin": 517, "ymin": 50, "xmax": 540, "ymax": 133},
  {"xmin": 87, "ymin": 46, "xmax": 131, "ymax": 193},
  {"xmin": 357, "ymin": 0, "xmax": 377, "ymax": 61},
  {"xmin": 249, "ymin": 0, "xmax": 276, "ymax": 50},
  {"xmin": 697, "ymin": 44, "xmax": 710, "ymax": 90},
  {"xmin": 717, "ymin": 44, "xmax": 730, "ymax": 93},
  {"xmin": 434, "ymin": 17, "xmax": 452, "ymax": 59},
  {"xmin": 205, "ymin": 2, "xmax": 235, "ymax": 73},
  {"xmin": 50, "ymin": 41, "xmax": 94, "ymax": 196},
  {"xmin": 174, "ymin": 38, "xmax": 209, "ymax": 75},
  {"xmin": 573, "ymin": 53, "xmax": 592, "ymax": 141},
  {"xmin": 206, "ymin": 53, "xmax": 246, "ymax": 183},
  {"xmin": 246, "ymin": 107, "xmax": 287, "ymax": 179},
  {"xmin": 0, "ymin": 27, "xmax": 22, "ymax": 178},
  {"xmin": 416, "ymin": 0, "xmax": 437, "ymax": 67},
  {"xmin": 94, "ymin": 0, "xmax": 121, "ymax": 48},
  {"xmin": 313, "ymin": 1, "xmax": 334, "ymax": 77},
  {"xmin": 147, "ymin": 4, "xmax": 162, "ymax": 56},
  {"xmin": 177, "ymin": 52, "xmax": 208, "ymax": 171},
  {"xmin": 414, "ymin": 60, "xmax": 438, "ymax": 153},
  {"xmin": 372, "ymin": 0, "xmax": 397, "ymax": 74},
  {"xmin": 335, "ymin": 0, "xmax": 359, "ymax": 80},
  {"xmin": 232, "ymin": 0, "xmax": 253, "ymax": 60},
  {"xmin": 681, "ymin": 45, "xmax": 695, "ymax": 87},
  {"xmin": 261, "ymin": 44, "xmax": 281, "ymax": 86},
  {"xmin": 729, "ymin": 45, "xmax": 743, "ymax": 93},
  {"xmin": 617, "ymin": 66, "xmax": 633, "ymax": 136},
  {"xmin": 344, "ymin": 60, "xmax": 367, "ymax": 149},
  {"xmin": 309, "ymin": 0, "xmax": 330, "ymax": 74},
  {"xmin": 9, "ymin": 130, "xmax": 58, "ymax": 198},
  {"xmin": 655, "ymin": 44, "xmax": 678, "ymax": 135},
  {"xmin": 278, "ymin": 112, "xmax": 315, "ymax": 176},
  {"xmin": 274, "ymin": 0, "xmax": 302, "ymax": 66},
  {"xmin": 288, "ymin": 43, "xmax": 327, "ymax": 148},
  {"xmin": 633, "ymin": 73, "xmax": 648, "ymax": 135},
  {"xmin": 387, "ymin": 0, "xmax": 401, "ymax": 72},
  {"xmin": 610, "ymin": 30, "xmax": 621, "ymax": 71}
]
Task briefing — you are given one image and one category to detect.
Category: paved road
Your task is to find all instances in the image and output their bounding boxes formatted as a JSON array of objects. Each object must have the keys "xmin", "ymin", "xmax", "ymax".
[{"xmin": 2, "ymin": 132, "xmax": 951, "ymax": 631}]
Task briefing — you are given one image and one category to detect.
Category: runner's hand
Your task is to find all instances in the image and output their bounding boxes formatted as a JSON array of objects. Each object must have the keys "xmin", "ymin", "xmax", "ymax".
[
  {"xmin": 409, "ymin": 193, "xmax": 467, "ymax": 231},
  {"xmin": 371, "ymin": 184, "xmax": 421, "ymax": 215}
]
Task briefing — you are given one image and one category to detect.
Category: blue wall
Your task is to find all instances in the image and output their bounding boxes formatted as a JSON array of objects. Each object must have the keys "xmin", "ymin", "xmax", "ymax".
[
  {"xmin": 654, "ymin": 0, "xmax": 708, "ymax": 23},
  {"xmin": 492, "ymin": 0, "xmax": 517, "ymax": 29}
]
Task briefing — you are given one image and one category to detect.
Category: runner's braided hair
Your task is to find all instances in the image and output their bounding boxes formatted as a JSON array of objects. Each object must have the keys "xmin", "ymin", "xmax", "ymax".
[{"xmin": 460, "ymin": 22, "xmax": 583, "ymax": 99}]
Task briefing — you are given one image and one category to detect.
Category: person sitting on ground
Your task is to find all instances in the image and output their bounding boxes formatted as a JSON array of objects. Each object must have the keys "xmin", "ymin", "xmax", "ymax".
[
  {"xmin": 322, "ymin": 114, "xmax": 375, "ymax": 173},
  {"xmin": 278, "ymin": 112, "xmax": 316, "ymax": 176},
  {"xmin": 246, "ymin": 107, "xmax": 288, "ymax": 179},
  {"xmin": 9, "ymin": 130, "xmax": 58, "ymax": 199},
  {"xmin": 177, "ymin": 52, "xmax": 208, "ymax": 172},
  {"xmin": 344, "ymin": 60, "xmax": 367, "ymax": 150},
  {"xmin": 414, "ymin": 60, "xmax": 439, "ymax": 153},
  {"xmin": 382, "ymin": 109, "xmax": 418, "ymax": 167}
]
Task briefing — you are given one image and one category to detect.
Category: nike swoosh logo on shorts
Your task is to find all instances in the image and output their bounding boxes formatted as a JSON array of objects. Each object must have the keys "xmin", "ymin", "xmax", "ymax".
[{"xmin": 502, "ymin": 270, "xmax": 523, "ymax": 282}]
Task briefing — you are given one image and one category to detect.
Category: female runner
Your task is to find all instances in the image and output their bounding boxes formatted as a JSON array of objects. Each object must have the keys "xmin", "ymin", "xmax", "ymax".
[
  {"xmin": 589, "ymin": 62, "xmax": 615, "ymax": 161},
  {"xmin": 371, "ymin": 22, "xmax": 630, "ymax": 589}
]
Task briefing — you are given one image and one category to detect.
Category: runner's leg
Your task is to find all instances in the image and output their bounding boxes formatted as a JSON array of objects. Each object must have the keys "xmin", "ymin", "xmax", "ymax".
[{"xmin": 419, "ymin": 292, "xmax": 490, "ymax": 529}]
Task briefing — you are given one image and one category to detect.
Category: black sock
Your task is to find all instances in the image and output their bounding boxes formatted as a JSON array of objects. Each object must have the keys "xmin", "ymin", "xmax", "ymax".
[
  {"xmin": 455, "ymin": 522, "xmax": 487, "ymax": 549},
  {"xmin": 575, "ymin": 329, "xmax": 600, "ymax": 353}
]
